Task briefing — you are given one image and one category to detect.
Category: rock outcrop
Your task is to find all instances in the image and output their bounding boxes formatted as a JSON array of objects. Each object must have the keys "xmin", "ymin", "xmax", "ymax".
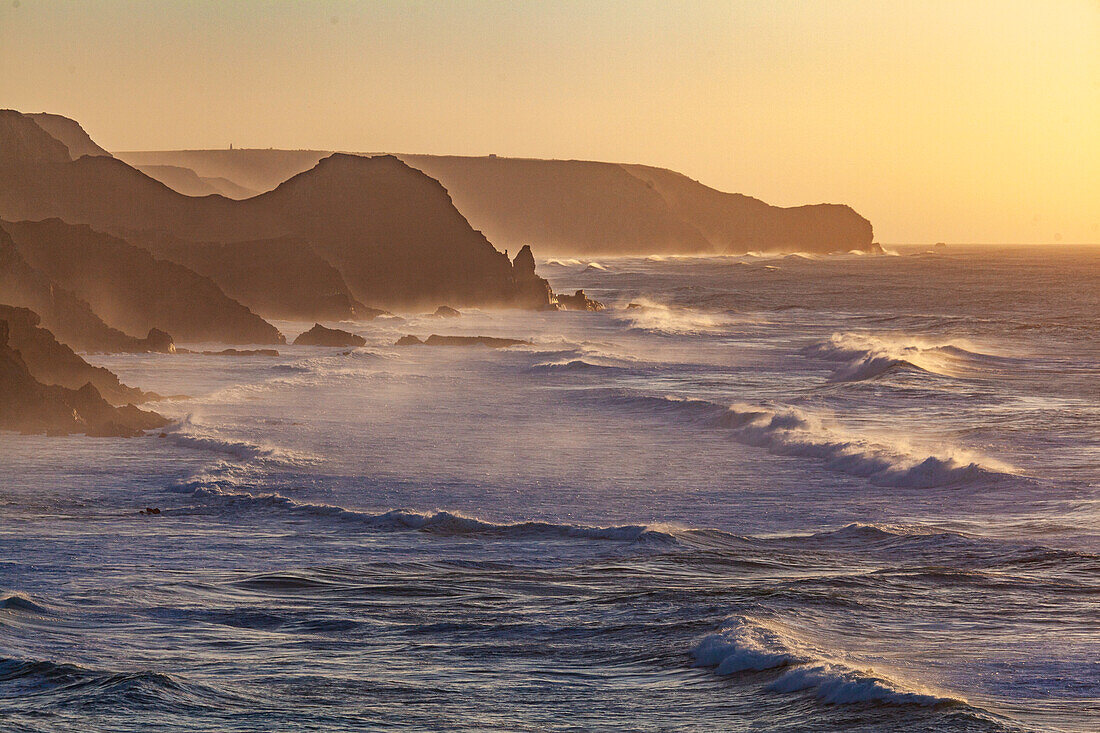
[
  {"xmin": 0, "ymin": 305, "xmax": 155, "ymax": 404},
  {"xmin": 0, "ymin": 315, "xmax": 168, "ymax": 436},
  {"xmin": 292, "ymin": 323, "xmax": 366, "ymax": 347},
  {"xmin": 1, "ymin": 219, "xmax": 284, "ymax": 345},
  {"xmin": 556, "ymin": 290, "xmax": 604, "ymax": 311},
  {"xmin": 432, "ymin": 305, "xmax": 461, "ymax": 318}
]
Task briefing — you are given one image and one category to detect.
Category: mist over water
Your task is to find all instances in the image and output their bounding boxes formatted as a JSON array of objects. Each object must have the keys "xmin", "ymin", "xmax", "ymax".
[{"xmin": 1, "ymin": 246, "xmax": 1097, "ymax": 731}]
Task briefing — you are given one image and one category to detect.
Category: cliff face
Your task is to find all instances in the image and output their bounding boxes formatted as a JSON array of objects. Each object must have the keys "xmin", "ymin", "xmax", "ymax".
[
  {"xmin": 1, "ymin": 220, "xmax": 285, "ymax": 345},
  {"xmin": 115, "ymin": 147, "xmax": 876, "ymax": 255},
  {"xmin": 1, "ymin": 112, "xmax": 554, "ymax": 312},
  {"xmin": 0, "ymin": 227, "xmax": 160, "ymax": 353},
  {"xmin": 25, "ymin": 113, "xmax": 113, "ymax": 159},
  {"xmin": 0, "ymin": 305, "xmax": 152, "ymax": 405},
  {"xmin": 134, "ymin": 233, "xmax": 376, "ymax": 321},
  {"xmin": 0, "ymin": 312, "xmax": 167, "ymax": 437}
]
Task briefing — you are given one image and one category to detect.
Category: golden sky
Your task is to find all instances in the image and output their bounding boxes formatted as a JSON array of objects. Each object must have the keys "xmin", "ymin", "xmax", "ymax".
[{"xmin": 1, "ymin": 0, "xmax": 1097, "ymax": 243}]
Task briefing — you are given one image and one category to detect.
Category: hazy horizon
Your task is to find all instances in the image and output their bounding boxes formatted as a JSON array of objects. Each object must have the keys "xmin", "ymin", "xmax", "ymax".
[{"xmin": 2, "ymin": 0, "xmax": 1097, "ymax": 244}]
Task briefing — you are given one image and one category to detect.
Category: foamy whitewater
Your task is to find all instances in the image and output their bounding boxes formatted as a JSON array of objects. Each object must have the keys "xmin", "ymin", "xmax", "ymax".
[{"xmin": 1, "ymin": 245, "xmax": 1097, "ymax": 731}]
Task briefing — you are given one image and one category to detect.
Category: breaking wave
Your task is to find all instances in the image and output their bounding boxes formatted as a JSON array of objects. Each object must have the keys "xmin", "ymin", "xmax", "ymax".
[
  {"xmin": 165, "ymin": 416, "xmax": 316, "ymax": 467},
  {"xmin": 613, "ymin": 299, "xmax": 743, "ymax": 335},
  {"xmin": 596, "ymin": 392, "xmax": 1017, "ymax": 488},
  {"xmin": 803, "ymin": 332, "xmax": 1006, "ymax": 382},
  {"xmin": 693, "ymin": 616, "xmax": 963, "ymax": 707},
  {"xmin": 170, "ymin": 477, "xmax": 680, "ymax": 545}
]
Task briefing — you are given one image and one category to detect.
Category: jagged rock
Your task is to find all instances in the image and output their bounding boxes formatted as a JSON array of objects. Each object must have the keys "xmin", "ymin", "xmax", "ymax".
[
  {"xmin": 556, "ymin": 289, "xmax": 604, "ymax": 311},
  {"xmin": 0, "ymin": 319, "xmax": 168, "ymax": 436},
  {"xmin": 432, "ymin": 306, "xmax": 461, "ymax": 318},
  {"xmin": 292, "ymin": 323, "xmax": 366, "ymax": 347},
  {"xmin": 142, "ymin": 328, "xmax": 175, "ymax": 354},
  {"xmin": 397, "ymin": 334, "xmax": 528, "ymax": 348},
  {"xmin": 0, "ymin": 304, "xmax": 156, "ymax": 404}
]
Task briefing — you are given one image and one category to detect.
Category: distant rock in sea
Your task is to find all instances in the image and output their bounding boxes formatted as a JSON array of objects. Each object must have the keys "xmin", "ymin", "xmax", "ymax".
[
  {"xmin": 556, "ymin": 289, "xmax": 604, "ymax": 311},
  {"xmin": 293, "ymin": 323, "xmax": 366, "ymax": 347},
  {"xmin": 432, "ymin": 305, "xmax": 461, "ymax": 318}
]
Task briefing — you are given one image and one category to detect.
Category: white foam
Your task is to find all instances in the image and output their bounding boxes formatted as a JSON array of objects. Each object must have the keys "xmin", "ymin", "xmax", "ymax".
[
  {"xmin": 693, "ymin": 616, "xmax": 960, "ymax": 707},
  {"xmin": 804, "ymin": 332, "xmax": 1003, "ymax": 382},
  {"xmin": 613, "ymin": 298, "xmax": 742, "ymax": 335},
  {"xmin": 166, "ymin": 416, "xmax": 316, "ymax": 467},
  {"xmin": 600, "ymin": 393, "xmax": 1016, "ymax": 489}
]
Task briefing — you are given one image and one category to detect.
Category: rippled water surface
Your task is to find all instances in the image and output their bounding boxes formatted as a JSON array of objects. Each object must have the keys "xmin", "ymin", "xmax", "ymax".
[{"xmin": 2, "ymin": 246, "xmax": 1098, "ymax": 731}]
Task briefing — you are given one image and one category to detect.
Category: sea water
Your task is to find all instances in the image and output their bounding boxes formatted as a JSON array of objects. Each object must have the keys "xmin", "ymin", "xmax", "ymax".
[{"xmin": 1, "ymin": 245, "xmax": 1097, "ymax": 731}]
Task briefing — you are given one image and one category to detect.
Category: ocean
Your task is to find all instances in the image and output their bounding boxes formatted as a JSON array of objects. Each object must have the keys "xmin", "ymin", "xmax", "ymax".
[{"xmin": 1, "ymin": 245, "xmax": 1097, "ymax": 732}]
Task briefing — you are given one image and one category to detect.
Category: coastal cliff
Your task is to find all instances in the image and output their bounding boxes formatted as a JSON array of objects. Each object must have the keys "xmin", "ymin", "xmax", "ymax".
[
  {"xmin": 0, "ymin": 311, "xmax": 167, "ymax": 437},
  {"xmin": 0, "ymin": 111, "xmax": 555, "ymax": 314},
  {"xmin": 117, "ymin": 148, "xmax": 876, "ymax": 255}
]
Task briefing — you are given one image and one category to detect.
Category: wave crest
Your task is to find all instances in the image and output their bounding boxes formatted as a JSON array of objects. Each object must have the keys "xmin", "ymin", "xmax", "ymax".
[{"xmin": 693, "ymin": 616, "xmax": 962, "ymax": 707}]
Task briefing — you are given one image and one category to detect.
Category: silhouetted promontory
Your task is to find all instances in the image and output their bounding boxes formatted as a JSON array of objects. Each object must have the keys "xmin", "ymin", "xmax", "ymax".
[
  {"xmin": 1, "ymin": 219, "xmax": 284, "ymax": 345},
  {"xmin": 118, "ymin": 149, "xmax": 875, "ymax": 255},
  {"xmin": 0, "ymin": 111, "xmax": 555, "ymax": 313},
  {"xmin": 0, "ymin": 226, "xmax": 171, "ymax": 353}
]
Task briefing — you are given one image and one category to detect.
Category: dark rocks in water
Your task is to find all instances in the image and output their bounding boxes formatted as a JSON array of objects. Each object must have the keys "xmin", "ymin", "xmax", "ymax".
[
  {"xmin": 626, "ymin": 303, "xmax": 644, "ymax": 309},
  {"xmin": 432, "ymin": 305, "xmax": 461, "ymax": 318},
  {"xmin": 142, "ymin": 328, "xmax": 175, "ymax": 354},
  {"xmin": 293, "ymin": 323, "xmax": 366, "ymax": 347},
  {"xmin": 0, "ymin": 320, "xmax": 168, "ymax": 437},
  {"xmin": 511, "ymin": 244, "xmax": 554, "ymax": 309},
  {"xmin": 934, "ymin": 242, "xmax": 948, "ymax": 250},
  {"xmin": 556, "ymin": 289, "xmax": 604, "ymax": 311},
  {"xmin": 139, "ymin": 507, "xmax": 161, "ymax": 515},
  {"xmin": 396, "ymin": 334, "xmax": 528, "ymax": 348},
  {"xmin": 0, "ymin": 305, "xmax": 156, "ymax": 404}
]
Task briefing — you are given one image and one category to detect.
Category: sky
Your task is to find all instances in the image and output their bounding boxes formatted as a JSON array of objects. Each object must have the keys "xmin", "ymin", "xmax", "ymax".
[{"xmin": 1, "ymin": 0, "xmax": 1097, "ymax": 244}]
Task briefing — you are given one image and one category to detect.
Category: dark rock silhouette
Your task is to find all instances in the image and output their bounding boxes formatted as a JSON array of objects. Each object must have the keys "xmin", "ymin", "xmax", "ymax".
[
  {"xmin": 293, "ymin": 323, "xmax": 366, "ymax": 347},
  {"xmin": 556, "ymin": 289, "xmax": 604, "ymax": 311},
  {"xmin": 1, "ymin": 112, "xmax": 554, "ymax": 311},
  {"xmin": 132, "ymin": 164, "xmax": 260, "ymax": 199},
  {"xmin": 396, "ymin": 334, "xmax": 529, "ymax": 348},
  {"xmin": 0, "ymin": 315, "xmax": 168, "ymax": 436},
  {"xmin": 1, "ymin": 219, "xmax": 284, "ymax": 345},
  {"xmin": 133, "ymin": 232, "xmax": 378, "ymax": 321},
  {"xmin": 0, "ymin": 226, "xmax": 170, "ymax": 352},
  {"xmin": 0, "ymin": 304, "xmax": 155, "ymax": 404},
  {"xmin": 25, "ymin": 113, "xmax": 113, "ymax": 159},
  {"xmin": 116, "ymin": 147, "xmax": 875, "ymax": 255},
  {"xmin": 432, "ymin": 305, "xmax": 461, "ymax": 318}
]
